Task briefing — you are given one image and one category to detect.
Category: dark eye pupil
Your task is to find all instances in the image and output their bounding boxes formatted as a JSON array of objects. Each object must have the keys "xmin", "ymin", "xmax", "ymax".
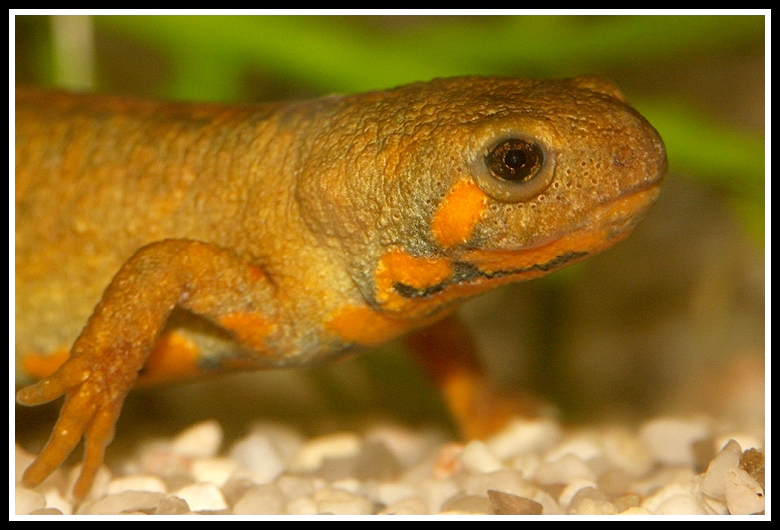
[
  {"xmin": 504, "ymin": 149, "xmax": 525, "ymax": 169},
  {"xmin": 485, "ymin": 139, "xmax": 543, "ymax": 183}
]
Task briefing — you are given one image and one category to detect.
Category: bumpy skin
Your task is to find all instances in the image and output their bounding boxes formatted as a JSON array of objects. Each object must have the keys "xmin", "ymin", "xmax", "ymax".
[{"xmin": 15, "ymin": 77, "xmax": 666, "ymax": 499}]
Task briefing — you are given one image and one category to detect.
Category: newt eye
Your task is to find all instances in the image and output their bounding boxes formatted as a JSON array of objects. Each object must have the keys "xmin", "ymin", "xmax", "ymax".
[
  {"xmin": 473, "ymin": 136, "xmax": 555, "ymax": 202},
  {"xmin": 486, "ymin": 139, "xmax": 543, "ymax": 183}
]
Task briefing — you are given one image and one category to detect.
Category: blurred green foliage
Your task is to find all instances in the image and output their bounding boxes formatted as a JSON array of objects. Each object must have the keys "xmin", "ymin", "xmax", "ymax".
[{"xmin": 15, "ymin": 14, "xmax": 765, "ymax": 243}]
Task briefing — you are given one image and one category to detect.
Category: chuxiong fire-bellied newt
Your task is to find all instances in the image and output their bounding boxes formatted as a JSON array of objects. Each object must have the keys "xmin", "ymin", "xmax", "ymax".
[{"xmin": 15, "ymin": 77, "xmax": 667, "ymax": 499}]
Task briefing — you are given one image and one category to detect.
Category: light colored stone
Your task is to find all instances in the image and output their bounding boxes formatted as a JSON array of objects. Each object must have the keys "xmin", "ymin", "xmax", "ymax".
[
  {"xmin": 462, "ymin": 469, "xmax": 527, "ymax": 498},
  {"xmin": 557, "ymin": 478, "xmax": 599, "ymax": 508},
  {"xmin": 568, "ymin": 497, "xmax": 617, "ymax": 515},
  {"xmin": 313, "ymin": 487, "xmax": 374, "ymax": 515},
  {"xmin": 29, "ymin": 508, "xmax": 64, "ymax": 515},
  {"xmin": 639, "ymin": 417, "xmax": 712, "ymax": 467},
  {"xmin": 700, "ymin": 492, "xmax": 729, "ymax": 515},
  {"xmin": 619, "ymin": 506, "xmax": 653, "ymax": 515},
  {"xmin": 633, "ymin": 466, "xmax": 696, "ymax": 497},
  {"xmin": 486, "ymin": 418, "xmax": 561, "ymax": 460},
  {"xmin": 107, "ymin": 474, "xmax": 168, "ymax": 495},
  {"xmin": 15, "ymin": 487, "xmax": 46, "ymax": 515},
  {"xmin": 289, "ymin": 432, "xmax": 362, "ymax": 473},
  {"xmin": 365, "ymin": 424, "xmax": 442, "ymax": 467},
  {"xmin": 354, "ymin": 440, "xmax": 402, "ymax": 480},
  {"xmin": 328, "ymin": 480, "xmax": 362, "ymax": 500},
  {"xmin": 418, "ymin": 478, "xmax": 460, "ymax": 514},
  {"xmin": 487, "ymin": 490, "xmax": 543, "ymax": 515},
  {"xmin": 153, "ymin": 496, "xmax": 191, "ymax": 515},
  {"xmin": 535, "ymin": 453, "xmax": 594, "ymax": 484},
  {"xmin": 42, "ymin": 487, "xmax": 73, "ymax": 516},
  {"xmin": 698, "ymin": 439, "xmax": 742, "ymax": 500},
  {"xmin": 171, "ymin": 420, "xmax": 223, "ymax": 458},
  {"xmin": 600, "ymin": 427, "xmax": 654, "ymax": 476},
  {"xmin": 528, "ymin": 488, "xmax": 563, "ymax": 515},
  {"xmin": 459, "ymin": 440, "xmax": 503, "ymax": 474},
  {"xmin": 378, "ymin": 497, "xmax": 429, "ymax": 515},
  {"xmin": 233, "ymin": 483, "xmax": 286, "ymax": 515},
  {"xmin": 368, "ymin": 481, "xmax": 420, "ymax": 507},
  {"xmin": 545, "ymin": 434, "xmax": 602, "ymax": 463},
  {"xmin": 642, "ymin": 483, "xmax": 705, "ymax": 515},
  {"xmin": 439, "ymin": 494, "xmax": 491, "ymax": 514},
  {"xmin": 246, "ymin": 422, "xmax": 304, "ymax": 465},
  {"xmin": 229, "ymin": 433, "xmax": 285, "ymax": 483},
  {"xmin": 715, "ymin": 433, "xmax": 763, "ymax": 453},
  {"xmin": 612, "ymin": 494, "xmax": 641, "ymax": 513},
  {"xmin": 653, "ymin": 493, "xmax": 708, "ymax": 515},
  {"xmin": 724, "ymin": 468, "xmax": 764, "ymax": 514},
  {"xmin": 191, "ymin": 457, "xmax": 239, "ymax": 487},
  {"xmin": 77, "ymin": 491, "xmax": 167, "ymax": 515},
  {"xmin": 172, "ymin": 483, "xmax": 227, "ymax": 512},
  {"xmin": 276, "ymin": 474, "xmax": 326, "ymax": 502},
  {"xmin": 285, "ymin": 496, "xmax": 318, "ymax": 515},
  {"xmin": 432, "ymin": 442, "xmax": 464, "ymax": 479}
]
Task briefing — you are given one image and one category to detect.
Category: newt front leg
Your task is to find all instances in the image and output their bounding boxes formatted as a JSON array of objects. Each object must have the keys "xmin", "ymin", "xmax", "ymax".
[{"xmin": 16, "ymin": 239, "xmax": 277, "ymax": 499}]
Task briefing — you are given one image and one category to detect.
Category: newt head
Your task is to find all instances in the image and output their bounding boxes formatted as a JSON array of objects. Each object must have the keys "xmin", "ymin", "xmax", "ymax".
[{"xmin": 294, "ymin": 77, "xmax": 667, "ymax": 320}]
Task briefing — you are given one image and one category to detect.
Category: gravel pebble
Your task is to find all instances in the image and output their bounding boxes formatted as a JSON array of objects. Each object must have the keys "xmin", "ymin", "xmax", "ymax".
[
  {"xmin": 313, "ymin": 487, "xmax": 374, "ymax": 515},
  {"xmin": 653, "ymin": 493, "xmax": 708, "ymax": 515},
  {"xmin": 639, "ymin": 417, "xmax": 712, "ymax": 467},
  {"xmin": 723, "ymin": 468, "xmax": 764, "ymax": 515},
  {"xmin": 487, "ymin": 489, "xmax": 543, "ymax": 515},
  {"xmin": 190, "ymin": 457, "xmax": 240, "ymax": 487},
  {"xmin": 171, "ymin": 420, "xmax": 223, "ymax": 458},
  {"xmin": 233, "ymin": 483, "xmax": 286, "ymax": 515},
  {"xmin": 229, "ymin": 433, "xmax": 286, "ymax": 483},
  {"xmin": 107, "ymin": 475, "xmax": 168, "ymax": 495},
  {"xmin": 15, "ymin": 487, "xmax": 46, "ymax": 515},
  {"xmin": 154, "ymin": 495, "xmax": 192, "ymax": 515},
  {"xmin": 172, "ymin": 483, "xmax": 228, "ymax": 512},
  {"xmin": 77, "ymin": 491, "xmax": 168, "ymax": 515},
  {"xmin": 439, "ymin": 494, "xmax": 491, "ymax": 514},
  {"xmin": 290, "ymin": 432, "xmax": 362, "ymax": 473},
  {"xmin": 459, "ymin": 440, "xmax": 503, "ymax": 474},
  {"xmin": 486, "ymin": 418, "xmax": 560, "ymax": 459},
  {"xmin": 535, "ymin": 453, "xmax": 595, "ymax": 485},
  {"xmin": 698, "ymin": 439, "xmax": 743, "ymax": 499},
  {"xmin": 14, "ymin": 414, "xmax": 765, "ymax": 516},
  {"xmin": 378, "ymin": 497, "xmax": 429, "ymax": 515}
]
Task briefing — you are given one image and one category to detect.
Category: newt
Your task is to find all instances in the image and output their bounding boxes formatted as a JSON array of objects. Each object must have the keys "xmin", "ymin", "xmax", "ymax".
[{"xmin": 15, "ymin": 77, "xmax": 667, "ymax": 500}]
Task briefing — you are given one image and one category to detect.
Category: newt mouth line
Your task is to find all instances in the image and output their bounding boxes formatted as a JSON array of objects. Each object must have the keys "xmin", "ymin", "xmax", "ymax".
[
  {"xmin": 392, "ymin": 250, "xmax": 589, "ymax": 300},
  {"xmin": 392, "ymin": 184, "xmax": 662, "ymax": 301}
]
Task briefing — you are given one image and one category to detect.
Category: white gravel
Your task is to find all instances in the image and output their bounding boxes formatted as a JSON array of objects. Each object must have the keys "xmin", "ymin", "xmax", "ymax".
[{"xmin": 15, "ymin": 414, "xmax": 765, "ymax": 517}]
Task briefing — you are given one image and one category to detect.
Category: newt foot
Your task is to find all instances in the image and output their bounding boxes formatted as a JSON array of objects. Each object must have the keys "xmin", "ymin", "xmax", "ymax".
[{"xmin": 17, "ymin": 353, "xmax": 136, "ymax": 500}]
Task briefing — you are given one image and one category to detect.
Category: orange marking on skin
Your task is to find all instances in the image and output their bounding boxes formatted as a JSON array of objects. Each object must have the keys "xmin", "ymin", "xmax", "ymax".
[
  {"xmin": 247, "ymin": 263, "xmax": 268, "ymax": 282},
  {"xmin": 365, "ymin": 189, "xmax": 660, "ymax": 318},
  {"xmin": 431, "ymin": 180, "xmax": 487, "ymax": 248},
  {"xmin": 374, "ymin": 248, "xmax": 453, "ymax": 312},
  {"xmin": 326, "ymin": 305, "xmax": 442, "ymax": 347},
  {"xmin": 464, "ymin": 223, "xmax": 617, "ymax": 275},
  {"xmin": 138, "ymin": 331, "xmax": 201, "ymax": 384},
  {"xmin": 20, "ymin": 348, "xmax": 70, "ymax": 380},
  {"xmin": 219, "ymin": 312, "xmax": 276, "ymax": 351}
]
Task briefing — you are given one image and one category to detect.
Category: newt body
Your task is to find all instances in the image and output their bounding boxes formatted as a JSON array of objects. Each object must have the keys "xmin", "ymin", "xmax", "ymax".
[{"xmin": 15, "ymin": 77, "xmax": 666, "ymax": 499}]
